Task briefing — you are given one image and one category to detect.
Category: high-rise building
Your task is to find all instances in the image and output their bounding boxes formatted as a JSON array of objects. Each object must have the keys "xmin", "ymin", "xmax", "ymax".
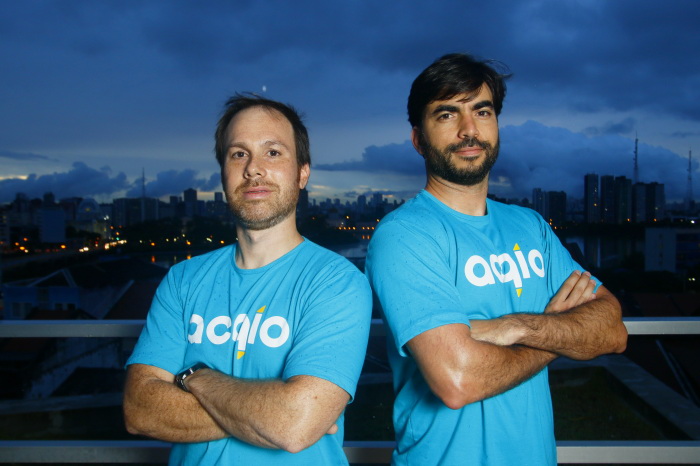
[
  {"xmin": 532, "ymin": 188, "xmax": 546, "ymax": 219},
  {"xmin": 645, "ymin": 182, "xmax": 665, "ymax": 221},
  {"xmin": 633, "ymin": 182, "xmax": 665, "ymax": 223},
  {"xmin": 600, "ymin": 175, "xmax": 615, "ymax": 223},
  {"xmin": 584, "ymin": 174, "xmax": 600, "ymax": 223},
  {"xmin": 112, "ymin": 198, "xmax": 142, "ymax": 227},
  {"xmin": 633, "ymin": 183, "xmax": 648, "ymax": 223},
  {"xmin": 184, "ymin": 188, "xmax": 198, "ymax": 217},
  {"xmin": 614, "ymin": 176, "xmax": 632, "ymax": 224},
  {"xmin": 546, "ymin": 191, "xmax": 567, "ymax": 227},
  {"xmin": 357, "ymin": 194, "xmax": 367, "ymax": 214}
]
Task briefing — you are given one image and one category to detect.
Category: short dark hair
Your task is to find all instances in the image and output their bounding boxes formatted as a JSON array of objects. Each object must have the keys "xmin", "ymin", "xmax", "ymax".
[
  {"xmin": 407, "ymin": 53, "xmax": 511, "ymax": 128},
  {"xmin": 214, "ymin": 93, "xmax": 311, "ymax": 168}
]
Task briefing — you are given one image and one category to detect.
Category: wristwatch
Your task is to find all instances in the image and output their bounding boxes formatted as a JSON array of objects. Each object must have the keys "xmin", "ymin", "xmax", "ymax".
[{"xmin": 175, "ymin": 363, "xmax": 208, "ymax": 392}]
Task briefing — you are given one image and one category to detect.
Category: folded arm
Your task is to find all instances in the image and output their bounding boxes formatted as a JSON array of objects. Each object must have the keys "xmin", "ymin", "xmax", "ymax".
[
  {"xmin": 184, "ymin": 368, "xmax": 348, "ymax": 453},
  {"xmin": 408, "ymin": 324, "xmax": 556, "ymax": 409},
  {"xmin": 123, "ymin": 364, "xmax": 347, "ymax": 453},
  {"xmin": 123, "ymin": 364, "xmax": 227, "ymax": 443},
  {"xmin": 470, "ymin": 271, "xmax": 627, "ymax": 360},
  {"xmin": 408, "ymin": 270, "xmax": 608, "ymax": 409}
]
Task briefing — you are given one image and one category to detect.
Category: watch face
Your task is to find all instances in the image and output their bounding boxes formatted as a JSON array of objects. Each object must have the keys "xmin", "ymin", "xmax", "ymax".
[{"xmin": 176, "ymin": 363, "xmax": 207, "ymax": 392}]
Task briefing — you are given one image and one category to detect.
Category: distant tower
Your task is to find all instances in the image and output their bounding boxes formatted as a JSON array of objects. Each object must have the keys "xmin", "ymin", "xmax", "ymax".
[
  {"xmin": 633, "ymin": 135, "xmax": 639, "ymax": 184},
  {"xmin": 141, "ymin": 168, "xmax": 146, "ymax": 199},
  {"xmin": 686, "ymin": 149, "xmax": 693, "ymax": 213},
  {"xmin": 140, "ymin": 168, "xmax": 146, "ymax": 222}
]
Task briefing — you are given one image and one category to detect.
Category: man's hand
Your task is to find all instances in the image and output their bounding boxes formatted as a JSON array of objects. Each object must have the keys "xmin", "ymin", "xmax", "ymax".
[
  {"xmin": 545, "ymin": 270, "xmax": 597, "ymax": 314},
  {"xmin": 470, "ymin": 271, "xmax": 598, "ymax": 346}
]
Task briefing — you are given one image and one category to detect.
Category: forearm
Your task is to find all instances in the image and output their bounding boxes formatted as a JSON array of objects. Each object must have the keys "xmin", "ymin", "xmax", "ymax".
[
  {"xmin": 123, "ymin": 365, "xmax": 227, "ymax": 443},
  {"xmin": 186, "ymin": 369, "xmax": 346, "ymax": 453},
  {"xmin": 455, "ymin": 341, "xmax": 556, "ymax": 405},
  {"xmin": 409, "ymin": 324, "xmax": 556, "ymax": 409},
  {"xmin": 481, "ymin": 293, "xmax": 627, "ymax": 360}
]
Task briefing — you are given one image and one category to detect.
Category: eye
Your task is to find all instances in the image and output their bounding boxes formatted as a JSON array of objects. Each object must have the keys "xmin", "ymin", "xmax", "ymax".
[
  {"xmin": 437, "ymin": 113, "xmax": 453, "ymax": 121},
  {"xmin": 230, "ymin": 151, "xmax": 247, "ymax": 159},
  {"xmin": 476, "ymin": 109, "xmax": 493, "ymax": 118},
  {"xmin": 268, "ymin": 149, "xmax": 281, "ymax": 157}
]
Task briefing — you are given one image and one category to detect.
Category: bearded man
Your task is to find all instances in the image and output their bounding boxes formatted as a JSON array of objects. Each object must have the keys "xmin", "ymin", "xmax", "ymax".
[
  {"xmin": 365, "ymin": 53, "xmax": 627, "ymax": 466},
  {"xmin": 124, "ymin": 94, "xmax": 372, "ymax": 465}
]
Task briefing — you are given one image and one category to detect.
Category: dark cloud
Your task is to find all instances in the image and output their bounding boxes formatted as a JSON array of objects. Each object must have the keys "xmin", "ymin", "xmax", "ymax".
[
  {"xmin": 0, "ymin": 150, "xmax": 57, "ymax": 161},
  {"xmin": 0, "ymin": 162, "xmax": 129, "ymax": 202},
  {"xmin": 584, "ymin": 118, "xmax": 637, "ymax": 137},
  {"xmin": 672, "ymin": 131, "xmax": 700, "ymax": 139},
  {"xmin": 316, "ymin": 142, "xmax": 424, "ymax": 175},
  {"xmin": 0, "ymin": 162, "xmax": 222, "ymax": 203},
  {"xmin": 0, "ymin": 0, "xmax": 698, "ymax": 203},
  {"xmin": 495, "ymin": 122, "xmax": 692, "ymax": 201},
  {"xmin": 320, "ymin": 121, "xmax": 694, "ymax": 202},
  {"xmin": 127, "ymin": 170, "xmax": 221, "ymax": 198}
]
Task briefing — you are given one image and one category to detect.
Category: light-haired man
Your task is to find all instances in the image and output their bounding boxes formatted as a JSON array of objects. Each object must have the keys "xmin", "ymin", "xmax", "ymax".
[{"xmin": 124, "ymin": 94, "xmax": 372, "ymax": 465}]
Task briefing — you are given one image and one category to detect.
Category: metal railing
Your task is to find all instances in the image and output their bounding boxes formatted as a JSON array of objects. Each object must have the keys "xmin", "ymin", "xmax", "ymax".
[{"xmin": 0, "ymin": 317, "xmax": 699, "ymax": 464}]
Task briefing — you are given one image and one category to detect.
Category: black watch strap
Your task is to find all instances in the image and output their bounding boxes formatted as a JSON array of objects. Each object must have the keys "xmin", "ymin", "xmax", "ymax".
[{"xmin": 175, "ymin": 363, "xmax": 208, "ymax": 392}]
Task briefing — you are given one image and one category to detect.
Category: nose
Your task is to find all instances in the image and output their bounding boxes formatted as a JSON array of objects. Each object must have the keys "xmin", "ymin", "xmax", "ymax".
[
  {"xmin": 458, "ymin": 115, "xmax": 479, "ymax": 140},
  {"xmin": 243, "ymin": 155, "xmax": 265, "ymax": 179}
]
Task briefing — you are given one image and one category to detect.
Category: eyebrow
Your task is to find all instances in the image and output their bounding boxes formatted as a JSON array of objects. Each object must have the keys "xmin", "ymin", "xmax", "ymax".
[
  {"xmin": 471, "ymin": 100, "xmax": 494, "ymax": 111},
  {"xmin": 227, "ymin": 139, "xmax": 290, "ymax": 150},
  {"xmin": 431, "ymin": 104, "xmax": 460, "ymax": 116},
  {"xmin": 430, "ymin": 100, "xmax": 494, "ymax": 117}
]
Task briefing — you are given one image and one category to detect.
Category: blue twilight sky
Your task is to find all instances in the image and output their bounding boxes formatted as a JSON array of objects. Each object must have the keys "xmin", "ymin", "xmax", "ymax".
[{"xmin": 1, "ymin": 0, "xmax": 699, "ymax": 204}]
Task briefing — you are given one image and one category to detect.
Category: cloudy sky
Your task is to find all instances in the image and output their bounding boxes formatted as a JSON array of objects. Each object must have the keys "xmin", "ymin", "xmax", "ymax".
[{"xmin": 1, "ymin": 0, "xmax": 698, "ymax": 205}]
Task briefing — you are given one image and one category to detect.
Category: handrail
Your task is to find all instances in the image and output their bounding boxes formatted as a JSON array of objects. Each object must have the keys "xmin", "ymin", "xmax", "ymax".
[
  {"xmin": 0, "ymin": 318, "xmax": 698, "ymax": 464},
  {"xmin": 1, "ymin": 317, "xmax": 699, "ymax": 338},
  {"xmin": 0, "ymin": 440, "xmax": 699, "ymax": 464}
]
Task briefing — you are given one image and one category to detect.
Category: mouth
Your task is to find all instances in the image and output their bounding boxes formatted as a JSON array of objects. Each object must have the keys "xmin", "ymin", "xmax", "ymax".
[
  {"xmin": 449, "ymin": 138, "xmax": 488, "ymax": 159},
  {"xmin": 453, "ymin": 147, "xmax": 483, "ymax": 158},
  {"xmin": 239, "ymin": 183, "xmax": 275, "ymax": 199}
]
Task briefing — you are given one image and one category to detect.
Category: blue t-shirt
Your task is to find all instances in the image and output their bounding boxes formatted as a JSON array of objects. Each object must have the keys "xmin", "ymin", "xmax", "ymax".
[
  {"xmin": 366, "ymin": 191, "xmax": 589, "ymax": 466},
  {"xmin": 127, "ymin": 239, "xmax": 372, "ymax": 465}
]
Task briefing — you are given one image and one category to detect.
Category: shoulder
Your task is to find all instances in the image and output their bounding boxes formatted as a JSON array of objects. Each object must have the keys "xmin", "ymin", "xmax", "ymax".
[
  {"xmin": 293, "ymin": 240, "xmax": 372, "ymax": 304},
  {"xmin": 374, "ymin": 192, "xmax": 449, "ymax": 241},
  {"xmin": 296, "ymin": 240, "xmax": 367, "ymax": 282},
  {"xmin": 167, "ymin": 245, "xmax": 234, "ymax": 279}
]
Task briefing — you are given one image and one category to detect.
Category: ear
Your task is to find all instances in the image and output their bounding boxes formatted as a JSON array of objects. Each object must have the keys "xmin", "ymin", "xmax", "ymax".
[
  {"xmin": 298, "ymin": 163, "xmax": 310, "ymax": 189},
  {"xmin": 410, "ymin": 127, "xmax": 424, "ymax": 157}
]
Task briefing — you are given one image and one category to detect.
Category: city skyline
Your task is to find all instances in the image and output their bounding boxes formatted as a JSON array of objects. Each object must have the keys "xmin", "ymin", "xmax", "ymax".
[{"xmin": 2, "ymin": 1, "xmax": 699, "ymax": 204}]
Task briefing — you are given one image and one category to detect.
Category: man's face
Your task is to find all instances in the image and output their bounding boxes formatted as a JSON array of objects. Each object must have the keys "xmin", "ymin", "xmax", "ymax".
[
  {"xmin": 412, "ymin": 84, "xmax": 500, "ymax": 187},
  {"xmin": 222, "ymin": 106, "xmax": 309, "ymax": 231}
]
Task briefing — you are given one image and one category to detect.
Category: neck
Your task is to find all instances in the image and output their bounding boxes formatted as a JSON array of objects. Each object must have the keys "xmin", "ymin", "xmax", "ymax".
[
  {"xmin": 425, "ymin": 173, "xmax": 489, "ymax": 216},
  {"xmin": 234, "ymin": 215, "xmax": 303, "ymax": 269}
]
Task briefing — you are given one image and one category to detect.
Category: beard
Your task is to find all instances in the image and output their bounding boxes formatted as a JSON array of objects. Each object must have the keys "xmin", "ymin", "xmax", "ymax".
[
  {"xmin": 227, "ymin": 178, "xmax": 300, "ymax": 231},
  {"xmin": 419, "ymin": 133, "xmax": 500, "ymax": 187}
]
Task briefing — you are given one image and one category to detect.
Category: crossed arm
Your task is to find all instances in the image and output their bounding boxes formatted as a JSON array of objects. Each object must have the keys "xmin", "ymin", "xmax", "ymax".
[
  {"xmin": 123, "ymin": 364, "xmax": 348, "ymax": 453},
  {"xmin": 408, "ymin": 271, "xmax": 627, "ymax": 409}
]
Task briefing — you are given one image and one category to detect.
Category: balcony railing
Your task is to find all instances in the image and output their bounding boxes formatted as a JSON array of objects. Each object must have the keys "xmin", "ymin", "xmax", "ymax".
[{"xmin": 0, "ymin": 317, "xmax": 699, "ymax": 464}]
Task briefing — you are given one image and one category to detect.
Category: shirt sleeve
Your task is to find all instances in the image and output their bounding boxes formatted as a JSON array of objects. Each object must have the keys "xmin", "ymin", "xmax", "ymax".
[
  {"xmin": 282, "ymin": 262, "xmax": 372, "ymax": 401},
  {"xmin": 366, "ymin": 218, "xmax": 471, "ymax": 357},
  {"xmin": 126, "ymin": 266, "xmax": 188, "ymax": 374}
]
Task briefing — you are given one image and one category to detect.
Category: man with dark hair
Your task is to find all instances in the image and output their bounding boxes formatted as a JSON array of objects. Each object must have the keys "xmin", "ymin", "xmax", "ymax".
[
  {"xmin": 366, "ymin": 53, "xmax": 627, "ymax": 465},
  {"xmin": 124, "ymin": 94, "xmax": 372, "ymax": 465}
]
